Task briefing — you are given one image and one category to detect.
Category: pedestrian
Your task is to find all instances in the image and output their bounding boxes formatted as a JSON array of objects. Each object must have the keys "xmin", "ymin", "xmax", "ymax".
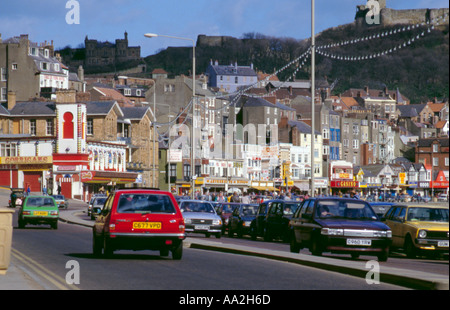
[
  {"xmin": 57, "ymin": 184, "xmax": 62, "ymax": 195},
  {"xmin": 27, "ymin": 185, "xmax": 31, "ymax": 196},
  {"xmin": 43, "ymin": 186, "xmax": 47, "ymax": 195}
]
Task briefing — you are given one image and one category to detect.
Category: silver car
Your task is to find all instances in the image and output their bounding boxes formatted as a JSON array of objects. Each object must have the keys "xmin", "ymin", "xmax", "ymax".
[{"xmin": 179, "ymin": 200, "xmax": 222, "ymax": 238}]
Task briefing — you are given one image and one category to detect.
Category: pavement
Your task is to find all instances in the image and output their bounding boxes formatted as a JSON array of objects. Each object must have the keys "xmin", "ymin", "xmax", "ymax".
[{"xmin": 1, "ymin": 204, "xmax": 449, "ymax": 290}]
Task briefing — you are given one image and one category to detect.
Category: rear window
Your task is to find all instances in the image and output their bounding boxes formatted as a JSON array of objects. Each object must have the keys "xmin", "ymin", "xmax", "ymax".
[
  {"xmin": 26, "ymin": 197, "xmax": 55, "ymax": 207},
  {"xmin": 116, "ymin": 194, "xmax": 176, "ymax": 214}
]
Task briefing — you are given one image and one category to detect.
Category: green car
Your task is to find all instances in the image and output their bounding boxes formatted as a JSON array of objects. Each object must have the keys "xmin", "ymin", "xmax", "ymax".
[{"xmin": 18, "ymin": 196, "xmax": 59, "ymax": 229}]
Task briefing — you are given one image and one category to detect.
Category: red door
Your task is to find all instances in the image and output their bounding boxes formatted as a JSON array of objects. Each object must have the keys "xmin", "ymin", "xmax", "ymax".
[
  {"xmin": 60, "ymin": 178, "xmax": 73, "ymax": 198},
  {"xmin": 23, "ymin": 171, "xmax": 42, "ymax": 193}
]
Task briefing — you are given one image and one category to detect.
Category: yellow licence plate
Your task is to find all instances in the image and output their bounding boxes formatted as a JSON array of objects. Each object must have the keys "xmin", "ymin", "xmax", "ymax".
[
  {"xmin": 133, "ymin": 222, "xmax": 161, "ymax": 229},
  {"xmin": 34, "ymin": 211, "xmax": 48, "ymax": 216}
]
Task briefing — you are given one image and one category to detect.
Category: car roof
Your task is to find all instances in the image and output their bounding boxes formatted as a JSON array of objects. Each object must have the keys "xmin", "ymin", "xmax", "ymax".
[{"xmin": 397, "ymin": 204, "xmax": 449, "ymax": 209}]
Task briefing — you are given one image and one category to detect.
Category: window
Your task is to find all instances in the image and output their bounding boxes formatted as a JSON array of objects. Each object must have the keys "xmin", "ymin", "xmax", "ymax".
[
  {"xmin": 169, "ymin": 164, "xmax": 177, "ymax": 177},
  {"xmin": 433, "ymin": 144, "xmax": 439, "ymax": 153},
  {"xmin": 46, "ymin": 119, "xmax": 53, "ymax": 135},
  {"xmin": 30, "ymin": 119, "xmax": 36, "ymax": 135},
  {"xmin": 0, "ymin": 87, "xmax": 6, "ymax": 102},
  {"xmin": 12, "ymin": 64, "xmax": 18, "ymax": 71},
  {"xmin": 0, "ymin": 143, "xmax": 18, "ymax": 156},
  {"xmin": 235, "ymin": 77, "xmax": 238, "ymax": 84},
  {"xmin": 1, "ymin": 68, "xmax": 6, "ymax": 81},
  {"xmin": 53, "ymin": 63, "xmax": 59, "ymax": 71},
  {"xmin": 41, "ymin": 62, "xmax": 48, "ymax": 70},
  {"xmin": 445, "ymin": 157, "xmax": 449, "ymax": 166},
  {"xmin": 353, "ymin": 139, "xmax": 359, "ymax": 149},
  {"xmin": 433, "ymin": 157, "xmax": 439, "ymax": 167},
  {"xmin": 87, "ymin": 118, "xmax": 93, "ymax": 135},
  {"xmin": 183, "ymin": 164, "xmax": 191, "ymax": 178}
]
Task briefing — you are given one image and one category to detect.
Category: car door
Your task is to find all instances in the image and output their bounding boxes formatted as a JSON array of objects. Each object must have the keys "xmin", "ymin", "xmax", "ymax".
[
  {"xmin": 298, "ymin": 199, "xmax": 315, "ymax": 245},
  {"xmin": 93, "ymin": 193, "xmax": 115, "ymax": 236},
  {"xmin": 290, "ymin": 201, "xmax": 305, "ymax": 242},
  {"xmin": 386, "ymin": 207, "xmax": 406, "ymax": 248},
  {"xmin": 256, "ymin": 202, "xmax": 269, "ymax": 236},
  {"xmin": 229, "ymin": 206, "xmax": 240, "ymax": 231}
]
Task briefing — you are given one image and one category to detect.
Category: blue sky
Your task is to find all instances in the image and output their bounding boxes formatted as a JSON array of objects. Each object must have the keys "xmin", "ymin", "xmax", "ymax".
[{"xmin": 0, "ymin": 0, "xmax": 448, "ymax": 57}]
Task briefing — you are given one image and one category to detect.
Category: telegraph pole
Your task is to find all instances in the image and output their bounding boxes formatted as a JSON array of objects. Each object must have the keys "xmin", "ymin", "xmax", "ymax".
[{"xmin": 311, "ymin": 0, "xmax": 316, "ymax": 197}]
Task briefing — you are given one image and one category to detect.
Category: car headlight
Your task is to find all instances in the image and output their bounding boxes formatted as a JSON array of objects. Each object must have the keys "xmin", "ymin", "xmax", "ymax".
[
  {"xmin": 418, "ymin": 230, "xmax": 427, "ymax": 239},
  {"xmin": 243, "ymin": 221, "xmax": 251, "ymax": 227},
  {"xmin": 374, "ymin": 230, "xmax": 392, "ymax": 238},
  {"xmin": 213, "ymin": 219, "xmax": 222, "ymax": 226},
  {"xmin": 184, "ymin": 218, "xmax": 192, "ymax": 224},
  {"xmin": 321, "ymin": 228, "xmax": 344, "ymax": 236}
]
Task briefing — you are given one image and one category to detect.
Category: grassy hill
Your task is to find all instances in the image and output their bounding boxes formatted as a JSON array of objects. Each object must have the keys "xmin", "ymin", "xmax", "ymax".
[{"xmin": 143, "ymin": 20, "xmax": 448, "ymax": 104}]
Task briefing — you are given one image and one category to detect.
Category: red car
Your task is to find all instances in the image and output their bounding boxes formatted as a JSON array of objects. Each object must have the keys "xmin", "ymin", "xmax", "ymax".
[{"xmin": 92, "ymin": 189, "xmax": 185, "ymax": 259}]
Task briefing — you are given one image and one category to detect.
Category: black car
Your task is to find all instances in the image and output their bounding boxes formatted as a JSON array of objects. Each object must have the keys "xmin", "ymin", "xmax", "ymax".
[
  {"xmin": 228, "ymin": 204, "xmax": 259, "ymax": 238},
  {"xmin": 288, "ymin": 198, "xmax": 392, "ymax": 261},
  {"xmin": 264, "ymin": 200, "xmax": 302, "ymax": 242},
  {"xmin": 250, "ymin": 200, "xmax": 277, "ymax": 241},
  {"xmin": 215, "ymin": 202, "xmax": 240, "ymax": 234}
]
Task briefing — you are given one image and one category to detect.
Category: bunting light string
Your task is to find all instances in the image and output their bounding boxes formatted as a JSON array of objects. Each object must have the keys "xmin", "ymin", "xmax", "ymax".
[
  {"xmin": 316, "ymin": 12, "xmax": 448, "ymax": 51},
  {"xmin": 316, "ymin": 14, "xmax": 448, "ymax": 61}
]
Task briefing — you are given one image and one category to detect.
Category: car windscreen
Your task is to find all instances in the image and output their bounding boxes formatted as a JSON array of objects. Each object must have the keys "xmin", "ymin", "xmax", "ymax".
[
  {"xmin": 221, "ymin": 204, "xmax": 235, "ymax": 213},
  {"xmin": 93, "ymin": 198, "xmax": 107, "ymax": 206},
  {"xmin": 180, "ymin": 201, "xmax": 215, "ymax": 213},
  {"xmin": 406, "ymin": 207, "xmax": 449, "ymax": 222},
  {"xmin": 284, "ymin": 202, "xmax": 301, "ymax": 215},
  {"xmin": 52, "ymin": 195, "xmax": 64, "ymax": 200},
  {"xmin": 26, "ymin": 197, "xmax": 55, "ymax": 207},
  {"xmin": 316, "ymin": 200, "xmax": 377, "ymax": 220},
  {"xmin": 241, "ymin": 205, "xmax": 258, "ymax": 215},
  {"xmin": 116, "ymin": 194, "xmax": 176, "ymax": 214}
]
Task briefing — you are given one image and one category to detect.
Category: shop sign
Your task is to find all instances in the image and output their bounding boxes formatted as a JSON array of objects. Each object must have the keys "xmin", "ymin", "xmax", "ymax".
[
  {"xmin": 431, "ymin": 181, "xmax": 449, "ymax": 189},
  {"xmin": 81, "ymin": 171, "xmax": 94, "ymax": 181},
  {"xmin": 0, "ymin": 156, "xmax": 52, "ymax": 165},
  {"xmin": 418, "ymin": 181, "xmax": 429, "ymax": 188},
  {"xmin": 330, "ymin": 180, "xmax": 359, "ymax": 188}
]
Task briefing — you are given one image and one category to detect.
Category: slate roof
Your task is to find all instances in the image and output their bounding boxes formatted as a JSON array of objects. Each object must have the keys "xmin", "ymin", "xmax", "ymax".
[
  {"xmin": 86, "ymin": 100, "xmax": 123, "ymax": 117},
  {"xmin": 121, "ymin": 107, "xmax": 150, "ymax": 120},
  {"xmin": 209, "ymin": 63, "xmax": 257, "ymax": 77},
  {"xmin": 9, "ymin": 101, "xmax": 56, "ymax": 116},
  {"xmin": 396, "ymin": 105, "xmax": 419, "ymax": 118},
  {"xmin": 288, "ymin": 120, "xmax": 320, "ymax": 135}
]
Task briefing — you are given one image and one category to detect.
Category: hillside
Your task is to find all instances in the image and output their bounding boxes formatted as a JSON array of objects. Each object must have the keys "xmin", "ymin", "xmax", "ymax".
[{"xmin": 143, "ymin": 21, "xmax": 449, "ymax": 104}]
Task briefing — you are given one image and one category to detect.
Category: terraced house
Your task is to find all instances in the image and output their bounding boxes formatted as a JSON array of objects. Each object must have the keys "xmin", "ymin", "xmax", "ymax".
[{"xmin": 0, "ymin": 90, "xmax": 157, "ymax": 201}]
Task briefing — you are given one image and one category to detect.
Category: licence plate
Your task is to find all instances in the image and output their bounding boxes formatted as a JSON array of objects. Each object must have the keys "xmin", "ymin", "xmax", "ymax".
[
  {"xmin": 438, "ymin": 241, "xmax": 449, "ymax": 247},
  {"xmin": 195, "ymin": 225, "xmax": 210, "ymax": 231},
  {"xmin": 133, "ymin": 222, "xmax": 161, "ymax": 229},
  {"xmin": 346, "ymin": 239, "xmax": 372, "ymax": 246},
  {"xmin": 34, "ymin": 211, "xmax": 48, "ymax": 216}
]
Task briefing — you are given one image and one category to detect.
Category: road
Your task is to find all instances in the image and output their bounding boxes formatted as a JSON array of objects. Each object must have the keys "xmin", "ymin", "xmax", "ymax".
[{"xmin": 3, "ymin": 191, "xmax": 448, "ymax": 291}]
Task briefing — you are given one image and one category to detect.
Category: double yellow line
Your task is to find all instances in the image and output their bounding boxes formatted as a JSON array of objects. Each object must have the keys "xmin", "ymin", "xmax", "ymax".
[{"xmin": 11, "ymin": 248, "xmax": 80, "ymax": 290}]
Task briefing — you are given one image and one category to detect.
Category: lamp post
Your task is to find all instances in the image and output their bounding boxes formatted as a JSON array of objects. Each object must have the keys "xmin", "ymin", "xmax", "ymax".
[
  {"xmin": 310, "ymin": 0, "xmax": 316, "ymax": 197},
  {"xmin": 144, "ymin": 33, "xmax": 196, "ymax": 198}
]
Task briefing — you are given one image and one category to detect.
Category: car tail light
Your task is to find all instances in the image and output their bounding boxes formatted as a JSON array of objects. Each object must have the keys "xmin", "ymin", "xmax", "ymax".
[
  {"xmin": 22, "ymin": 211, "xmax": 31, "ymax": 215},
  {"xmin": 50, "ymin": 211, "xmax": 58, "ymax": 216}
]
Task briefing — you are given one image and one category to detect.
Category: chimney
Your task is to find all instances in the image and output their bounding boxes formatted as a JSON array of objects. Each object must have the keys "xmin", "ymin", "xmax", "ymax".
[
  {"xmin": 78, "ymin": 65, "xmax": 84, "ymax": 81},
  {"xmin": 76, "ymin": 92, "xmax": 91, "ymax": 102},
  {"xmin": 7, "ymin": 91, "xmax": 16, "ymax": 110},
  {"xmin": 56, "ymin": 89, "xmax": 76, "ymax": 103},
  {"xmin": 364, "ymin": 86, "xmax": 369, "ymax": 95}
]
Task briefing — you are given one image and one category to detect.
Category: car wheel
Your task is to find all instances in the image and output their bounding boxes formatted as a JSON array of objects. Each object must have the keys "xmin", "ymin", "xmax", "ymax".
[
  {"xmin": 18, "ymin": 218, "xmax": 26, "ymax": 229},
  {"xmin": 51, "ymin": 221, "xmax": 58, "ymax": 230},
  {"xmin": 215, "ymin": 232, "xmax": 221, "ymax": 239},
  {"xmin": 93, "ymin": 232, "xmax": 102, "ymax": 257},
  {"xmin": 311, "ymin": 238, "xmax": 323, "ymax": 256},
  {"xmin": 290, "ymin": 234, "xmax": 301, "ymax": 253},
  {"xmin": 250, "ymin": 224, "xmax": 257, "ymax": 241},
  {"xmin": 404, "ymin": 236, "xmax": 416, "ymax": 259},
  {"xmin": 172, "ymin": 242, "xmax": 183, "ymax": 260},
  {"xmin": 160, "ymin": 249, "xmax": 169, "ymax": 257},
  {"xmin": 378, "ymin": 250, "xmax": 389, "ymax": 262},
  {"xmin": 103, "ymin": 237, "xmax": 114, "ymax": 258},
  {"xmin": 228, "ymin": 227, "xmax": 234, "ymax": 238},
  {"xmin": 263, "ymin": 228, "xmax": 272, "ymax": 242}
]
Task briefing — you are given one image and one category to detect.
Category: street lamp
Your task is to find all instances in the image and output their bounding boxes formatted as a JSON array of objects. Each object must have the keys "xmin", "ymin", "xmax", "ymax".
[{"xmin": 144, "ymin": 33, "xmax": 196, "ymax": 198}]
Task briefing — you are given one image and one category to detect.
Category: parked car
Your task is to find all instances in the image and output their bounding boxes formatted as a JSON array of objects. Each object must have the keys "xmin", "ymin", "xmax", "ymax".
[
  {"xmin": 92, "ymin": 189, "xmax": 185, "ymax": 259},
  {"xmin": 179, "ymin": 200, "xmax": 222, "ymax": 238},
  {"xmin": 369, "ymin": 202, "xmax": 397, "ymax": 218},
  {"xmin": 289, "ymin": 198, "xmax": 392, "ymax": 261},
  {"xmin": 264, "ymin": 200, "xmax": 302, "ymax": 242},
  {"xmin": 215, "ymin": 202, "xmax": 240, "ymax": 234},
  {"xmin": 437, "ymin": 194, "xmax": 448, "ymax": 202},
  {"xmin": 228, "ymin": 204, "xmax": 259, "ymax": 238},
  {"xmin": 18, "ymin": 196, "xmax": 59, "ymax": 229},
  {"xmin": 250, "ymin": 200, "xmax": 277, "ymax": 241},
  {"xmin": 90, "ymin": 196, "xmax": 108, "ymax": 220},
  {"xmin": 9, "ymin": 188, "xmax": 25, "ymax": 208},
  {"xmin": 382, "ymin": 204, "xmax": 449, "ymax": 258},
  {"xmin": 87, "ymin": 194, "xmax": 107, "ymax": 216},
  {"xmin": 52, "ymin": 195, "xmax": 68, "ymax": 209}
]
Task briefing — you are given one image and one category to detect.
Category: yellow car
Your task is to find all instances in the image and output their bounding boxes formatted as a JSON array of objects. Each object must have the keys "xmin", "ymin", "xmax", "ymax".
[{"xmin": 383, "ymin": 204, "xmax": 449, "ymax": 258}]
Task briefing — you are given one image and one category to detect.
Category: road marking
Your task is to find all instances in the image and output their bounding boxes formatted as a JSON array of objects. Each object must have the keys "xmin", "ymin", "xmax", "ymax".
[{"xmin": 11, "ymin": 248, "xmax": 80, "ymax": 290}]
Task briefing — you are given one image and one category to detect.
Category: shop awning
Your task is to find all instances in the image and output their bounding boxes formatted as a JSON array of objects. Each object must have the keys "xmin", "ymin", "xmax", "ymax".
[
  {"xmin": 80, "ymin": 170, "xmax": 138, "ymax": 184},
  {"xmin": 250, "ymin": 186, "xmax": 277, "ymax": 191}
]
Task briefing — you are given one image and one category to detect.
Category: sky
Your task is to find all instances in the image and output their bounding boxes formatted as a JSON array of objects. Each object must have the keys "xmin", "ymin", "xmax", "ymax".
[{"xmin": 0, "ymin": 0, "xmax": 448, "ymax": 57}]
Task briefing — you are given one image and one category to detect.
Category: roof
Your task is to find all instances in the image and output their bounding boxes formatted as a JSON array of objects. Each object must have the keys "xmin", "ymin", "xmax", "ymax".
[
  {"xmin": 416, "ymin": 138, "xmax": 449, "ymax": 148},
  {"xmin": 435, "ymin": 120, "xmax": 448, "ymax": 129},
  {"xmin": 86, "ymin": 100, "xmax": 124, "ymax": 117},
  {"xmin": 92, "ymin": 86, "xmax": 132, "ymax": 105},
  {"xmin": 121, "ymin": 107, "xmax": 150, "ymax": 120},
  {"xmin": 396, "ymin": 105, "xmax": 419, "ymax": 118},
  {"xmin": 9, "ymin": 101, "xmax": 56, "ymax": 116},
  {"xmin": 209, "ymin": 63, "xmax": 257, "ymax": 77},
  {"xmin": 288, "ymin": 120, "xmax": 320, "ymax": 135}
]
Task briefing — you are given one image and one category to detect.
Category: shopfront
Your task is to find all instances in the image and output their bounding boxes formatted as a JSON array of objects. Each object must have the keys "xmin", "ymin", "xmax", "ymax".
[
  {"xmin": 80, "ymin": 170, "xmax": 138, "ymax": 201},
  {"xmin": 330, "ymin": 180, "xmax": 359, "ymax": 196}
]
